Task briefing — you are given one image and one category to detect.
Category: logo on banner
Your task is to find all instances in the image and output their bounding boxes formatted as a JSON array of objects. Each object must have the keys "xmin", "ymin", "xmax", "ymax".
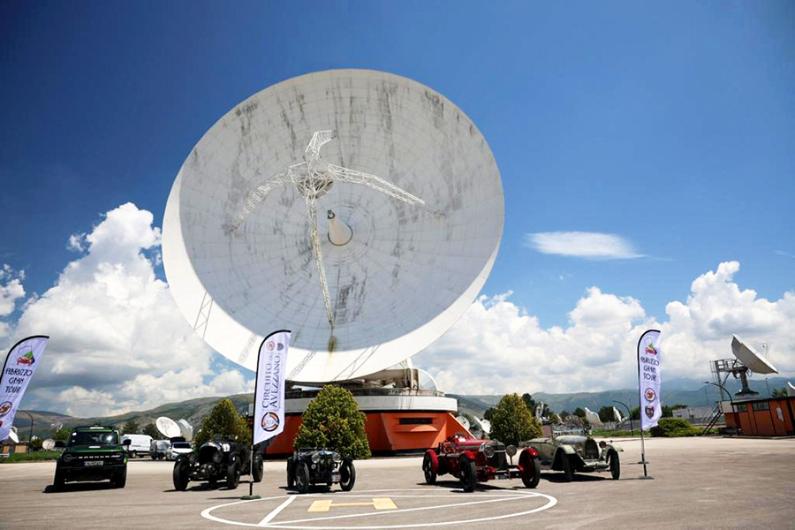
[
  {"xmin": 644, "ymin": 388, "xmax": 656, "ymax": 402},
  {"xmin": 266, "ymin": 341, "xmax": 275, "ymax": 352},
  {"xmin": 645, "ymin": 406, "xmax": 656, "ymax": 419},
  {"xmin": 261, "ymin": 411, "xmax": 280, "ymax": 432},
  {"xmin": 0, "ymin": 401, "xmax": 12, "ymax": 417},
  {"xmin": 16, "ymin": 351, "xmax": 35, "ymax": 366}
]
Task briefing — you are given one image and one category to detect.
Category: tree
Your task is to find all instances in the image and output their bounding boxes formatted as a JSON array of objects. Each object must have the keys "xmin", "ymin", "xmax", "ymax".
[
  {"xmin": 560, "ymin": 410, "xmax": 570, "ymax": 419},
  {"xmin": 195, "ymin": 399, "xmax": 250, "ymax": 447},
  {"xmin": 483, "ymin": 407, "xmax": 495, "ymax": 421},
  {"xmin": 548, "ymin": 412, "xmax": 561, "ymax": 425},
  {"xmin": 598, "ymin": 406, "xmax": 614, "ymax": 423},
  {"xmin": 489, "ymin": 393, "xmax": 542, "ymax": 445},
  {"xmin": 630, "ymin": 407, "xmax": 640, "ymax": 420},
  {"xmin": 53, "ymin": 426, "xmax": 71, "ymax": 442},
  {"xmin": 121, "ymin": 420, "xmax": 139, "ymax": 435},
  {"xmin": 521, "ymin": 393, "xmax": 537, "ymax": 414},
  {"xmin": 772, "ymin": 388, "xmax": 788, "ymax": 398},
  {"xmin": 142, "ymin": 423, "xmax": 160, "ymax": 439},
  {"xmin": 573, "ymin": 407, "xmax": 586, "ymax": 419},
  {"xmin": 294, "ymin": 385, "xmax": 370, "ymax": 459}
]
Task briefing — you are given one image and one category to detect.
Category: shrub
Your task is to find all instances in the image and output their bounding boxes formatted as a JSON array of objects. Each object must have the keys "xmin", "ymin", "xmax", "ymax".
[
  {"xmin": 294, "ymin": 385, "xmax": 370, "ymax": 459},
  {"xmin": 650, "ymin": 418, "xmax": 700, "ymax": 437},
  {"xmin": 195, "ymin": 398, "xmax": 251, "ymax": 447},
  {"xmin": 489, "ymin": 393, "xmax": 543, "ymax": 445}
]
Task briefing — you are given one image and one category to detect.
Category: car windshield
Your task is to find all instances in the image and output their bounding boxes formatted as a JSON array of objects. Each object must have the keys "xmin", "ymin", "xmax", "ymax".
[
  {"xmin": 68, "ymin": 431, "xmax": 118, "ymax": 446},
  {"xmin": 172, "ymin": 442, "xmax": 191, "ymax": 449}
]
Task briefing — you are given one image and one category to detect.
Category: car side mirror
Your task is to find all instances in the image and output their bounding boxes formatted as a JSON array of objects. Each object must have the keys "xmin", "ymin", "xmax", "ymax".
[
  {"xmin": 54, "ymin": 441, "xmax": 65, "ymax": 449},
  {"xmin": 123, "ymin": 439, "xmax": 132, "ymax": 446}
]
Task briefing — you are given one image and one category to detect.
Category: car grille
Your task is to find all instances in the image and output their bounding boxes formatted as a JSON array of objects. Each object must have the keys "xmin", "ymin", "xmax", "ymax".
[{"xmin": 488, "ymin": 450, "xmax": 508, "ymax": 469}]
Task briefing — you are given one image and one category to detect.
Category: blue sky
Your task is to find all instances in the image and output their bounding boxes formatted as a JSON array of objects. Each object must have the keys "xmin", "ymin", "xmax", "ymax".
[{"xmin": 1, "ymin": 1, "xmax": 793, "ymax": 412}]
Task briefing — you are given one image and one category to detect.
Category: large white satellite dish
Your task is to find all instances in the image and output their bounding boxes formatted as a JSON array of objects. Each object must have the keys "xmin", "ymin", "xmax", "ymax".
[
  {"xmin": 455, "ymin": 416, "xmax": 471, "ymax": 431},
  {"xmin": 177, "ymin": 419, "xmax": 193, "ymax": 442},
  {"xmin": 8, "ymin": 429, "xmax": 19, "ymax": 444},
  {"xmin": 163, "ymin": 69, "xmax": 503, "ymax": 382},
  {"xmin": 156, "ymin": 417, "xmax": 181, "ymax": 439},
  {"xmin": 731, "ymin": 336, "xmax": 778, "ymax": 375},
  {"xmin": 584, "ymin": 407, "xmax": 603, "ymax": 427},
  {"xmin": 42, "ymin": 439, "xmax": 56, "ymax": 450}
]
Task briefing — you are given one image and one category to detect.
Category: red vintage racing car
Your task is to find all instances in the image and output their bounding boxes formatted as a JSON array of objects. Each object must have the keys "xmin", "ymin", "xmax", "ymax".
[{"xmin": 422, "ymin": 433, "xmax": 540, "ymax": 492}]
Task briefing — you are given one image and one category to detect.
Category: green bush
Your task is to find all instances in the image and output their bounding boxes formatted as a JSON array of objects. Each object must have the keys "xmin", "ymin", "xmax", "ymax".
[
  {"xmin": 650, "ymin": 418, "xmax": 700, "ymax": 437},
  {"xmin": 294, "ymin": 385, "xmax": 370, "ymax": 459},
  {"xmin": 195, "ymin": 398, "xmax": 251, "ymax": 447},
  {"xmin": 489, "ymin": 393, "xmax": 543, "ymax": 445}
]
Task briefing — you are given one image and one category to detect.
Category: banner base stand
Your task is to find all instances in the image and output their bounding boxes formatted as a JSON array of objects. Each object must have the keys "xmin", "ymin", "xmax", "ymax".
[
  {"xmin": 241, "ymin": 495, "xmax": 261, "ymax": 500},
  {"xmin": 639, "ymin": 476, "xmax": 654, "ymax": 480}
]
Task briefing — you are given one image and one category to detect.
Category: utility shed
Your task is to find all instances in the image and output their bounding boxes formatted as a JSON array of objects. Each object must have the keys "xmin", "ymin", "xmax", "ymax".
[{"xmin": 724, "ymin": 396, "xmax": 795, "ymax": 436}]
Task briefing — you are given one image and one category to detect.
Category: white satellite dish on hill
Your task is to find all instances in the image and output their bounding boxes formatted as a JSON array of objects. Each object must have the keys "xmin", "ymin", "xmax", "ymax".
[
  {"xmin": 731, "ymin": 336, "xmax": 778, "ymax": 374},
  {"xmin": 480, "ymin": 419, "xmax": 491, "ymax": 435},
  {"xmin": 8, "ymin": 428, "xmax": 19, "ymax": 444},
  {"xmin": 162, "ymin": 69, "xmax": 504, "ymax": 383},
  {"xmin": 42, "ymin": 439, "xmax": 55, "ymax": 450},
  {"xmin": 156, "ymin": 417, "xmax": 181, "ymax": 439},
  {"xmin": 455, "ymin": 416, "xmax": 471, "ymax": 431},
  {"xmin": 787, "ymin": 382, "xmax": 795, "ymax": 398},
  {"xmin": 177, "ymin": 419, "xmax": 193, "ymax": 442},
  {"xmin": 584, "ymin": 407, "xmax": 603, "ymax": 427},
  {"xmin": 612, "ymin": 406, "xmax": 623, "ymax": 423}
]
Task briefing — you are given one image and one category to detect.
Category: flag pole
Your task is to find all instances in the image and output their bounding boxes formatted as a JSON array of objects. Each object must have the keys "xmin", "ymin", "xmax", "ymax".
[{"xmin": 637, "ymin": 329, "xmax": 658, "ymax": 480}]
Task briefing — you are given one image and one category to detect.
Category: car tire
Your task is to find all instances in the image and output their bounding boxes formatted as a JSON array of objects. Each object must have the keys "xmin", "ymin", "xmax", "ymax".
[
  {"xmin": 112, "ymin": 469, "xmax": 127, "ymax": 488},
  {"xmin": 339, "ymin": 460, "xmax": 356, "ymax": 492},
  {"xmin": 559, "ymin": 452, "xmax": 573, "ymax": 482},
  {"xmin": 286, "ymin": 458, "xmax": 296, "ymax": 489},
  {"xmin": 151, "ymin": 454, "xmax": 156, "ymax": 461},
  {"xmin": 459, "ymin": 456, "xmax": 477, "ymax": 493},
  {"xmin": 173, "ymin": 460, "xmax": 190, "ymax": 491},
  {"xmin": 521, "ymin": 456, "xmax": 541, "ymax": 489},
  {"xmin": 227, "ymin": 462, "xmax": 240, "ymax": 490},
  {"xmin": 609, "ymin": 451, "xmax": 620, "ymax": 480},
  {"xmin": 53, "ymin": 467, "xmax": 65, "ymax": 491},
  {"xmin": 296, "ymin": 462, "xmax": 310, "ymax": 494},
  {"xmin": 423, "ymin": 453, "xmax": 437, "ymax": 485},
  {"xmin": 252, "ymin": 455, "xmax": 264, "ymax": 483}
]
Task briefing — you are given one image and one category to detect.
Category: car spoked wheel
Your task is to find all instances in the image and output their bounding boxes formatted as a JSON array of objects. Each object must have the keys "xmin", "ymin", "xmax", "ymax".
[
  {"xmin": 252, "ymin": 455, "xmax": 264, "ymax": 483},
  {"xmin": 226, "ymin": 462, "xmax": 240, "ymax": 490},
  {"xmin": 609, "ymin": 452, "xmax": 620, "ymax": 480},
  {"xmin": 173, "ymin": 460, "xmax": 189, "ymax": 491},
  {"xmin": 339, "ymin": 460, "xmax": 356, "ymax": 491},
  {"xmin": 459, "ymin": 456, "xmax": 477, "ymax": 493},
  {"xmin": 423, "ymin": 453, "xmax": 437, "ymax": 485},
  {"xmin": 521, "ymin": 456, "xmax": 541, "ymax": 489},
  {"xmin": 296, "ymin": 462, "xmax": 310, "ymax": 494}
]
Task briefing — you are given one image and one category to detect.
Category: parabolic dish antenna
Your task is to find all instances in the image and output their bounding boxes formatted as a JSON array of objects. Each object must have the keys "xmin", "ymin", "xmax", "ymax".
[
  {"xmin": 42, "ymin": 438, "xmax": 55, "ymax": 450},
  {"xmin": 177, "ymin": 419, "xmax": 194, "ymax": 442},
  {"xmin": 163, "ymin": 69, "xmax": 504, "ymax": 382},
  {"xmin": 8, "ymin": 429, "xmax": 19, "ymax": 444},
  {"xmin": 731, "ymin": 335, "xmax": 778, "ymax": 375},
  {"xmin": 156, "ymin": 417, "xmax": 181, "ymax": 439},
  {"xmin": 455, "ymin": 416, "xmax": 471, "ymax": 431}
]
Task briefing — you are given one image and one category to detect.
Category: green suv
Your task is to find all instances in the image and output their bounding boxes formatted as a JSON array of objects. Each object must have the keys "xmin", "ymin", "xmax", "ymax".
[{"xmin": 53, "ymin": 426, "xmax": 129, "ymax": 490}]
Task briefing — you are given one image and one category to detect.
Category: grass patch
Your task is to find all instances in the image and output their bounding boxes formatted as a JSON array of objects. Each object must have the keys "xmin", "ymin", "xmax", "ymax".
[
  {"xmin": 591, "ymin": 430, "xmax": 639, "ymax": 438},
  {"xmin": 0, "ymin": 450, "xmax": 60, "ymax": 463}
]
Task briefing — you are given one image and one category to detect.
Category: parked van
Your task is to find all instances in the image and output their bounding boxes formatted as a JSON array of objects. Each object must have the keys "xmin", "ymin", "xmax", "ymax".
[
  {"xmin": 119, "ymin": 434, "xmax": 152, "ymax": 458},
  {"xmin": 150, "ymin": 439, "xmax": 171, "ymax": 460}
]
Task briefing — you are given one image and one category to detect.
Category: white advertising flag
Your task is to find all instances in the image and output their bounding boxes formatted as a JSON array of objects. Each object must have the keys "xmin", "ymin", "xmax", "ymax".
[
  {"xmin": 0, "ymin": 335, "xmax": 49, "ymax": 441},
  {"xmin": 253, "ymin": 330, "xmax": 290, "ymax": 445},
  {"xmin": 638, "ymin": 329, "xmax": 662, "ymax": 430}
]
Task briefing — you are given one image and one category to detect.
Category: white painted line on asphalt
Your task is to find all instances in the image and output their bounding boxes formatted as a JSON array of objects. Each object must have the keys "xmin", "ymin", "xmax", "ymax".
[{"xmin": 258, "ymin": 496, "xmax": 296, "ymax": 526}]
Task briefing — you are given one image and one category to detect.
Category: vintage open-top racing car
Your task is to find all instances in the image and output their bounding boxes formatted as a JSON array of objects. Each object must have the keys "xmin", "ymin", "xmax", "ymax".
[
  {"xmin": 286, "ymin": 448, "xmax": 356, "ymax": 493},
  {"xmin": 520, "ymin": 427, "xmax": 621, "ymax": 481},
  {"xmin": 423, "ymin": 433, "xmax": 540, "ymax": 492},
  {"xmin": 172, "ymin": 437, "xmax": 263, "ymax": 490}
]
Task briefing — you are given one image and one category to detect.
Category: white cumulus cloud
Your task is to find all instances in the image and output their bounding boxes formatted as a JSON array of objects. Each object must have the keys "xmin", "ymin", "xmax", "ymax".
[
  {"xmin": 416, "ymin": 261, "xmax": 794, "ymax": 395},
  {"xmin": 526, "ymin": 231, "xmax": 642, "ymax": 259},
  {"xmin": 7, "ymin": 203, "xmax": 251, "ymax": 417}
]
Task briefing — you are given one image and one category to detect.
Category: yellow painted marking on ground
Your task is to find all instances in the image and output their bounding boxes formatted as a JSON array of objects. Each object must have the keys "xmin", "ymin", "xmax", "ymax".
[{"xmin": 308, "ymin": 497, "xmax": 397, "ymax": 513}]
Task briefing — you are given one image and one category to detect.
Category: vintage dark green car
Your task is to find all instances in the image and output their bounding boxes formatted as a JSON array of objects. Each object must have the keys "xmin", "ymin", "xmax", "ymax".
[
  {"xmin": 520, "ymin": 428, "xmax": 622, "ymax": 481},
  {"xmin": 53, "ymin": 425, "xmax": 130, "ymax": 490}
]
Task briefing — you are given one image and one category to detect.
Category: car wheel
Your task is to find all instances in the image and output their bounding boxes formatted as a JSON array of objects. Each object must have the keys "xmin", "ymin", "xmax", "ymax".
[
  {"xmin": 521, "ymin": 455, "xmax": 541, "ymax": 488},
  {"xmin": 296, "ymin": 462, "xmax": 311, "ymax": 494},
  {"xmin": 286, "ymin": 458, "xmax": 296, "ymax": 489},
  {"xmin": 112, "ymin": 469, "xmax": 127, "ymax": 488},
  {"xmin": 53, "ymin": 467, "xmax": 65, "ymax": 491},
  {"xmin": 173, "ymin": 460, "xmax": 190, "ymax": 491},
  {"xmin": 609, "ymin": 451, "xmax": 620, "ymax": 480},
  {"xmin": 459, "ymin": 456, "xmax": 477, "ymax": 493},
  {"xmin": 559, "ymin": 452, "xmax": 573, "ymax": 482},
  {"xmin": 339, "ymin": 460, "xmax": 356, "ymax": 491},
  {"xmin": 423, "ymin": 453, "xmax": 437, "ymax": 485},
  {"xmin": 227, "ymin": 462, "xmax": 241, "ymax": 490},
  {"xmin": 252, "ymin": 455, "xmax": 264, "ymax": 483}
]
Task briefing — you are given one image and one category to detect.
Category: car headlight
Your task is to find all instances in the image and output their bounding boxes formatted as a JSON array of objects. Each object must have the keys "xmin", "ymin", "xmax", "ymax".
[
  {"xmin": 332, "ymin": 452, "xmax": 342, "ymax": 463},
  {"xmin": 63, "ymin": 453, "xmax": 75, "ymax": 463},
  {"xmin": 311, "ymin": 452, "xmax": 320, "ymax": 463},
  {"xmin": 482, "ymin": 443, "xmax": 495, "ymax": 458},
  {"xmin": 212, "ymin": 451, "xmax": 222, "ymax": 463},
  {"xmin": 506, "ymin": 445, "xmax": 517, "ymax": 457}
]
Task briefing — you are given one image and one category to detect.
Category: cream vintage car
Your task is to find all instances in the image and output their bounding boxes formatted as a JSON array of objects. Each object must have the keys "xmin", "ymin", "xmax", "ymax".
[{"xmin": 520, "ymin": 428, "xmax": 622, "ymax": 481}]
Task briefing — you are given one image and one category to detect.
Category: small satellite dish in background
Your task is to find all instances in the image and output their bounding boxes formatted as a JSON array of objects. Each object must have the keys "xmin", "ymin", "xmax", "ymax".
[
  {"xmin": 584, "ymin": 407, "xmax": 603, "ymax": 427},
  {"xmin": 177, "ymin": 419, "xmax": 193, "ymax": 442},
  {"xmin": 480, "ymin": 419, "xmax": 491, "ymax": 435},
  {"xmin": 731, "ymin": 336, "xmax": 778, "ymax": 374},
  {"xmin": 469, "ymin": 417, "xmax": 484, "ymax": 438},
  {"xmin": 455, "ymin": 416, "xmax": 470, "ymax": 431},
  {"xmin": 787, "ymin": 382, "xmax": 795, "ymax": 398},
  {"xmin": 155, "ymin": 417, "xmax": 181, "ymax": 438},
  {"xmin": 42, "ymin": 439, "xmax": 55, "ymax": 450},
  {"xmin": 612, "ymin": 406, "xmax": 623, "ymax": 423},
  {"xmin": 8, "ymin": 429, "xmax": 19, "ymax": 444}
]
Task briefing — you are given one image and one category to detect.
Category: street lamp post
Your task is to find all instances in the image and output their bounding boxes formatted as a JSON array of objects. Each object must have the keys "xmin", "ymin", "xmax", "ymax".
[
  {"xmin": 20, "ymin": 411, "xmax": 34, "ymax": 443},
  {"xmin": 612, "ymin": 400, "xmax": 633, "ymax": 434}
]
